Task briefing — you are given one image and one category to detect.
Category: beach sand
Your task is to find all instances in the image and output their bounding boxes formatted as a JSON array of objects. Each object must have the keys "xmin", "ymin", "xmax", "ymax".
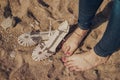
[{"xmin": 0, "ymin": 0, "xmax": 120, "ymax": 80}]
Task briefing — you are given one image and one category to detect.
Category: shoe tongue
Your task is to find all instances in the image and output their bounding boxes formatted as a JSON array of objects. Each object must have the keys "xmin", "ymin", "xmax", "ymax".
[{"xmin": 58, "ymin": 20, "xmax": 69, "ymax": 31}]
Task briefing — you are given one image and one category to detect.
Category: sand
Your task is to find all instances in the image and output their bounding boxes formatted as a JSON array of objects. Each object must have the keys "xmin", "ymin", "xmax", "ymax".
[{"xmin": 0, "ymin": 0, "xmax": 120, "ymax": 80}]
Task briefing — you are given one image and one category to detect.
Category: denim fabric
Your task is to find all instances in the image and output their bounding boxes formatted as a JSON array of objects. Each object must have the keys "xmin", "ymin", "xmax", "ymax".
[
  {"xmin": 78, "ymin": 0, "xmax": 103, "ymax": 30},
  {"xmin": 78, "ymin": 0, "xmax": 120, "ymax": 57},
  {"xmin": 94, "ymin": 0, "xmax": 120, "ymax": 57}
]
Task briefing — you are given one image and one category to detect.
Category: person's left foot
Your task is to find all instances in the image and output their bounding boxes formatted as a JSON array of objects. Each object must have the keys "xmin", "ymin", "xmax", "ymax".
[
  {"xmin": 62, "ymin": 49, "xmax": 109, "ymax": 71},
  {"xmin": 62, "ymin": 27, "xmax": 88, "ymax": 56}
]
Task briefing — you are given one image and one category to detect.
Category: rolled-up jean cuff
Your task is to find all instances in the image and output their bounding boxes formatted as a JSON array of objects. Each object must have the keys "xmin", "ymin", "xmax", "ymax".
[
  {"xmin": 94, "ymin": 45, "xmax": 111, "ymax": 57},
  {"xmin": 78, "ymin": 22, "xmax": 90, "ymax": 30}
]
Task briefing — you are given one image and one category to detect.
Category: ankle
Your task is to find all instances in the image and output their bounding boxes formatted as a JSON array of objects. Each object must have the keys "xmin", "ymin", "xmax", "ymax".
[
  {"xmin": 72, "ymin": 27, "xmax": 88, "ymax": 39},
  {"xmin": 74, "ymin": 27, "xmax": 89, "ymax": 36},
  {"xmin": 91, "ymin": 49, "xmax": 109, "ymax": 63}
]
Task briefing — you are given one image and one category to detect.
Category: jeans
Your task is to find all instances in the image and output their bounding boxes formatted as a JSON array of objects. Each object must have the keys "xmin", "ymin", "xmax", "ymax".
[{"xmin": 78, "ymin": 0, "xmax": 120, "ymax": 57}]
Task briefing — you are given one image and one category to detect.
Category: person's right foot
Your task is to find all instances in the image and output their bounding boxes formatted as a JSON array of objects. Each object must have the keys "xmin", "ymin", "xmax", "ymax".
[
  {"xmin": 62, "ymin": 49, "xmax": 109, "ymax": 71},
  {"xmin": 62, "ymin": 27, "xmax": 88, "ymax": 56}
]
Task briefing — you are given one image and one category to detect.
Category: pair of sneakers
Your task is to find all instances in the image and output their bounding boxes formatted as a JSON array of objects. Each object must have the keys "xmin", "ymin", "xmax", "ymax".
[{"xmin": 18, "ymin": 21, "xmax": 69, "ymax": 61}]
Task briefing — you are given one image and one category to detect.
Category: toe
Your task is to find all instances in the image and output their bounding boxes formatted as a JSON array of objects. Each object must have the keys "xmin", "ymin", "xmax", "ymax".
[
  {"xmin": 69, "ymin": 66, "xmax": 77, "ymax": 71},
  {"xmin": 62, "ymin": 56, "xmax": 74, "ymax": 62},
  {"xmin": 74, "ymin": 68, "xmax": 81, "ymax": 71},
  {"xmin": 62, "ymin": 43, "xmax": 67, "ymax": 53},
  {"xmin": 64, "ymin": 61, "xmax": 74, "ymax": 67},
  {"xmin": 62, "ymin": 57, "xmax": 67, "ymax": 62},
  {"xmin": 62, "ymin": 42, "xmax": 73, "ymax": 56},
  {"xmin": 67, "ymin": 46, "xmax": 75, "ymax": 55},
  {"xmin": 64, "ymin": 46, "xmax": 70, "ymax": 54},
  {"xmin": 62, "ymin": 57, "xmax": 69, "ymax": 62}
]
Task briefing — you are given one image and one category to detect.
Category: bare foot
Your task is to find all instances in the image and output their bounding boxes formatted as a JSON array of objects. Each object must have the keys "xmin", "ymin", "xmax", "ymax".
[
  {"xmin": 62, "ymin": 27, "xmax": 88, "ymax": 56},
  {"xmin": 62, "ymin": 49, "xmax": 109, "ymax": 71}
]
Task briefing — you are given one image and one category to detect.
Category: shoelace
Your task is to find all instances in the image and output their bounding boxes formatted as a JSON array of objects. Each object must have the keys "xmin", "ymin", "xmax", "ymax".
[
  {"xmin": 48, "ymin": 19, "xmax": 64, "ymax": 38},
  {"xmin": 41, "ymin": 19, "xmax": 64, "ymax": 52}
]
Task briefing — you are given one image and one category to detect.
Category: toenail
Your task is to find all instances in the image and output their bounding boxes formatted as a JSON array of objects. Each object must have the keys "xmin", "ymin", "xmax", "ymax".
[
  {"xmin": 62, "ymin": 57, "xmax": 66, "ymax": 62},
  {"xmin": 66, "ymin": 52, "xmax": 71, "ymax": 56},
  {"xmin": 67, "ymin": 52, "xmax": 71, "ymax": 54},
  {"xmin": 66, "ymin": 52, "xmax": 69, "ymax": 54}
]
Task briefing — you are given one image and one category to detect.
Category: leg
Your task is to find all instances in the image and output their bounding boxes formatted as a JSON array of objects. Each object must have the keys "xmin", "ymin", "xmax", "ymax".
[
  {"xmin": 62, "ymin": 0, "xmax": 120, "ymax": 71},
  {"xmin": 62, "ymin": 0, "xmax": 103, "ymax": 56},
  {"xmin": 94, "ymin": 0, "xmax": 120, "ymax": 57},
  {"xmin": 78, "ymin": 0, "xmax": 103, "ymax": 30}
]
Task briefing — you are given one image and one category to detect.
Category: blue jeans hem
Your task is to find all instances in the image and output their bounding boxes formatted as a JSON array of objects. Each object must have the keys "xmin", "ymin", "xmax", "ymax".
[
  {"xmin": 94, "ymin": 45, "xmax": 111, "ymax": 57},
  {"xmin": 77, "ymin": 23, "xmax": 90, "ymax": 30}
]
